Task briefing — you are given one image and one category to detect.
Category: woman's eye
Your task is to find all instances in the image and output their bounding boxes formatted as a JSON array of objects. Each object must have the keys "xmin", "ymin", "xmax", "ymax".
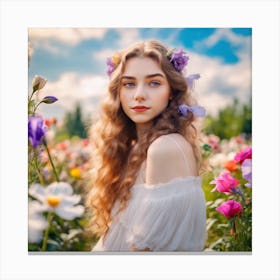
[
  {"xmin": 123, "ymin": 82, "xmax": 135, "ymax": 88},
  {"xmin": 150, "ymin": 81, "xmax": 161, "ymax": 87}
]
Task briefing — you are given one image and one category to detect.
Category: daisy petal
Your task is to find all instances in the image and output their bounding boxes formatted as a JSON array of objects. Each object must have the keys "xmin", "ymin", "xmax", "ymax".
[
  {"xmin": 55, "ymin": 205, "xmax": 85, "ymax": 220},
  {"xmin": 47, "ymin": 182, "xmax": 73, "ymax": 196},
  {"xmin": 29, "ymin": 184, "xmax": 46, "ymax": 203}
]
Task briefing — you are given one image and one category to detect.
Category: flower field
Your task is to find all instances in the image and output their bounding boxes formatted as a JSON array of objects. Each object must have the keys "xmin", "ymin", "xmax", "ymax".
[
  {"xmin": 201, "ymin": 134, "xmax": 252, "ymax": 251},
  {"xmin": 28, "ymin": 75, "xmax": 252, "ymax": 252}
]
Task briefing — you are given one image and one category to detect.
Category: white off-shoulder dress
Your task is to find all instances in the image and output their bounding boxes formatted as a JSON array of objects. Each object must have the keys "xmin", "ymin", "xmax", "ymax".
[{"xmin": 92, "ymin": 137, "xmax": 206, "ymax": 252}]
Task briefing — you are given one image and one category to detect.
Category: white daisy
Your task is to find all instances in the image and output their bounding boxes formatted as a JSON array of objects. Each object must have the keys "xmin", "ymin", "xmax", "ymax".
[
  {"xmin": 28, "ymin": 200, "xmax": 47, "ymax": 243},
  {"xmin": 29, "ymin": 182, "xmax": 85, "ymax": 220}
]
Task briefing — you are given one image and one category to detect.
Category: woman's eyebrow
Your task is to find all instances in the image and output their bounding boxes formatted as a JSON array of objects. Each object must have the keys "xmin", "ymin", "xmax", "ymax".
[
  {"xmin": 121, "ymin": 73, "xmax": 165, "ymax": 80},
  {"xmin": 146, "ymin": 73, "xmax": 165, "ymax": 79},
  {"xmin": 121, "ymin": 76, "xmax": 135, "ymax": 80}
]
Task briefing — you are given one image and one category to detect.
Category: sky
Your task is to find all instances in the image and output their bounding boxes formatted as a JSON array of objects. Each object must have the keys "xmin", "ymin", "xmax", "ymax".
[{"xmin": 28, "ymin": 28, "xmax": 252, "ymax": 122}]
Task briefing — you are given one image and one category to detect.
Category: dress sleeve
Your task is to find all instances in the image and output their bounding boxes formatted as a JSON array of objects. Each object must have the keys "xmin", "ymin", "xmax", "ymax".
[{"xmin": 118, "ymin": 177, "xmax": 206, "ymax": 252}]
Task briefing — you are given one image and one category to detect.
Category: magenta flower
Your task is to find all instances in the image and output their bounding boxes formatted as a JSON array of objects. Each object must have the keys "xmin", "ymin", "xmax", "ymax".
[
  {"xmin": 210, "ymin": 172, "xmax": 240, "ymax": 194},
  {"xmin": 216, "ymin": 200, "xmax": 243, "ymax": 218},
  {"xmin": 234, "ymin": 147, "xmax": 252, "ymax": 164},
  {"xmin": 28, "ymin": 115, "xmax": 47, "ymax": 148},
  {"xmin": 169, "ymin": 48, "xmax": 189, "ymax": 72},
  {"xmin": 241, "ymin": 159, "xmax": 252, "ymax": 187},
  {"xmin": 41, "ymin": 96, "xmax": 58, "ymax": 104}
]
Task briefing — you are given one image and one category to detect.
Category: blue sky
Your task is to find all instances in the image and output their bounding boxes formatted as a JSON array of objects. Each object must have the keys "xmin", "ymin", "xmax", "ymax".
[{"xmin": 28, "ymin": 28, "xmax": 252, "ymax": 122}]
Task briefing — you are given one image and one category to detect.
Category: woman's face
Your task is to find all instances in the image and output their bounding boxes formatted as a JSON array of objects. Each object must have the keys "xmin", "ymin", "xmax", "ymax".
[{"xmin": 119, "ymin": 57, "xmax": 171, "ymax": 129}]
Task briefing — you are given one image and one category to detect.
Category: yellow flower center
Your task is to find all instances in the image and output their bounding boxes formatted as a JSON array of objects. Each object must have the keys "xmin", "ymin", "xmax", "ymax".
[
  {"xmin": 47, "ymin": 196, "xmax": 61, "ymax": 208},
  {"xmin": 70, "ymin": 167, "xmax": 81, "ymax": 179}
]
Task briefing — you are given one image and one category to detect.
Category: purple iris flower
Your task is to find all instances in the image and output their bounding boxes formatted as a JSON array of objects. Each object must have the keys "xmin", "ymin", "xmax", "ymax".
[
  {"xmin": 28, "ymin": 116, "xmax": 47, "ymax": 148},
  {"xmin": 241, "ymin": 159, "xmax": 252, "ymax": 187},
  {"xmin": 170, "ymin": 48, "xmax": 189, "ymax": 72}
]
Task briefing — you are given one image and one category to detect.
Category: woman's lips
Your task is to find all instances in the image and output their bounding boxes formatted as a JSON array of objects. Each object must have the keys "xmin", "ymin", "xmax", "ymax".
[{"xmin": 132, "ymin": 106, "xmax": 149, "ymax": 112}]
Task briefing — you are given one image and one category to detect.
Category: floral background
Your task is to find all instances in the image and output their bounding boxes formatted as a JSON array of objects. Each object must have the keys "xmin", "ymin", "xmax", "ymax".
[{"xmin": 28, "ymin": 28, "xmax": 252, "ymax": 252}]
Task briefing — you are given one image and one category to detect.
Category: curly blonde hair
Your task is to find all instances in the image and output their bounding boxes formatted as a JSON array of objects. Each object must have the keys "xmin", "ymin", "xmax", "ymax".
[{"xmin": 86, "ymin": 40, "xmax": 203, "ymax": 238}]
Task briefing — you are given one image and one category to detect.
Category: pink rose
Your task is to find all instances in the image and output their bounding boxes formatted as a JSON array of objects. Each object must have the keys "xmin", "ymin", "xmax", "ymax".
[
  {"xmin": 234, "ymin": 147, "xmax": 252, "ymax": 164},
  {"xmin": 210, "ymin": 172, "xmax": 239, "ymax": 194},
  {"xmin": 216, "ymin": 200, "xmax": 243, "ymax": 218}
]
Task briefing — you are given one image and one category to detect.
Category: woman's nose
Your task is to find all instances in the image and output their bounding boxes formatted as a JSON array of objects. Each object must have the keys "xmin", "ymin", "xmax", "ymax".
[{"xmin": 134, "ymin": 84, "xmax": 146, "ymax": 101}]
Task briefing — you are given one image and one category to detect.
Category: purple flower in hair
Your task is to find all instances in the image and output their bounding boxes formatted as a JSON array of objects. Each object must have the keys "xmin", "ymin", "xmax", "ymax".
[
  {"xmin": 106, "ymin": 57, "xmax": 115, "ymax": 76},
  {"xmin": 186, "ymin": 74, "xmax": 201, "ymax": 91},
  {"xmin": 106, "ymin": 55, "xmax": 120, "ymax": 76},
  {"xmin": 178, "ymin": 104, "xmax": 206, "ymax": 118},
  {"xmin": 28, "ymin": 115, "xmax": 47, "ymax": 148},
  {"xmin": 169, "ymin": 48, "xmax": 189, "ymax": 72}
]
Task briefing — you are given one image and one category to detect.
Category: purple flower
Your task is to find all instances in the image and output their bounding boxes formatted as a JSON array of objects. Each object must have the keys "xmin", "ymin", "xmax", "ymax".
[
  {"xmin": 41, "ymin": 96, "xmax": 58, "ymax": 104},
  {"xmin": 241, "ymin": 159, "xmax": 252, "ymax": 187},
  {"xmin": 106, "ymin": 55, "xmax": 120, "ymax": 76},
  {"xmin": 169, "ymin": 48, "xmax": 189, "ymax": 72},
  {"xmin": 106, "ymin": 57, "xmax": 115, "ymax": 76},
  {"xmin": 178, "ymin": 104, "xmax": 206, "ymax": 118},
  {"xmin": 186, "ymin": 74, "xmax": 200, "ymax": 91},
  {"xmin": 28, "ymin": 116, "xmax": 47, "ymax": 148}
]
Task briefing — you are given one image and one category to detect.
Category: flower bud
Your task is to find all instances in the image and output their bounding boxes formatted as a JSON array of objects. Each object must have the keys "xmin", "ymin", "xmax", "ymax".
[
  {"xmin": 41, "ymin": 96, "xmax": 58, "ymax": 104},
  {"xmin": 32, "ymin": 75, "xmax": 47, "ymax": 92}
]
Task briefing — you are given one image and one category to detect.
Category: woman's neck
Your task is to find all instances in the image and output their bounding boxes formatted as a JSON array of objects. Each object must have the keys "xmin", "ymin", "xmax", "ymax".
[{"xmin": 136, "ymin": 122, "xmax": 151, "ymax": 140}]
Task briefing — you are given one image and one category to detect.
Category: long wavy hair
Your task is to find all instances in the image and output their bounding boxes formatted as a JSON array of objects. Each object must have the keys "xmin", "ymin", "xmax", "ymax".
[{"xmin": 86, "ymin": 40, "xmax": 203, "ymax": 238}]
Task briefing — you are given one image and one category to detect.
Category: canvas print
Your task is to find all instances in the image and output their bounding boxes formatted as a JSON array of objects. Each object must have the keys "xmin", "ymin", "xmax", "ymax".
[{"xmin": 28, "ymin": 28, "xmax": 252, "ymax": 252}]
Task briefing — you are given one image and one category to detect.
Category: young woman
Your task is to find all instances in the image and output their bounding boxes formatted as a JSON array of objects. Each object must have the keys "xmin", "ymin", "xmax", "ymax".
[{"xmin": 86, "ymin": 40, "xmax": 206, "ymax": 252}]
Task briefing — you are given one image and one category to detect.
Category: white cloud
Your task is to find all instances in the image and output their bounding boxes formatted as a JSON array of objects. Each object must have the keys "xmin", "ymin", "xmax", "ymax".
[
  {"xmin": 93, "ymin": 48, "xmax": 116, "ymax": 63},
  {"xmin": 28, "ymin": 28, "xmax": 107, "ymax": 45},
  {"xmin": 115, "ymin": 28, "xmax": 141, "ymax": 48},
  {"xmin": 33, "ymin": 40, "xmax": 67, "ymax": 56},
  {"xmin": 199, "ymin": 92, "xmax": 232, "ymax": 116},
  {"xmin": 92, "ymin": 28, "xmax": 141, "ymax": 62},
  {"xmin": 203, "ymin": 29, "xmax": 243, "ymax": 47},
  {"xmin": 184, "ymin": 49, "xmax": 251, "ymax": 117},
  {"xmin": 36, "ymin": 72, "xmax": 108, "ymax": 121},
  {"xmin": 195, "ymin": 28, "xmax": 251, "ymax": 61}
]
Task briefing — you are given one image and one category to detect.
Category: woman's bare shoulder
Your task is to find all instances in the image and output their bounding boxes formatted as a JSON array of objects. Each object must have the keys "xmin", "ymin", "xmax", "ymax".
[
  {"xmin": 147, "ymin": 133, "xmax": 192, "ymax": 156},
  {"xmin": 146, "ymin": 133, "xmax": 197, "ymax": 184}
]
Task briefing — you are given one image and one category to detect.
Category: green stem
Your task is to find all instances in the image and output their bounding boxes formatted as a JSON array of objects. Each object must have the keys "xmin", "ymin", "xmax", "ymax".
[
  {"xmin": 28, "ymin": 85, "xmax": 40, "ymax": 102},
  {"xmin": 239, "ymin": 192, "xmax": 246, "ymax": 204},
  {"xmin": 28, "ymin": 91, "xmax": 35, "ymax": 103},
  {"xmin": 233, "ymin": 218, "xmax": 236, "ymax": 234},
  {"xmin": 33, "ymin": 101, "xmax": 42, "ymax": 115},
  {"xmin": 34, "ymin": 149, "xmax": 45, "ymax": 186},
  {"xmin": 43, "ymin": 138, "xmax": 59, "ymax": 182},
  {"xmin": 41, "ymin": 212, "xmax": 53, "ymax": 251}
]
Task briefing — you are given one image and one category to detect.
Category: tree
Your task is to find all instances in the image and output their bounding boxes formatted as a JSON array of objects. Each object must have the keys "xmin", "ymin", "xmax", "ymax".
[
  {"xmin": 203, "ymin": 98, "xmax": 252, "ymax": 139},
  {"xmin": 63, "ymin": 103, "xmax": 88, "ymax": 139}
]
